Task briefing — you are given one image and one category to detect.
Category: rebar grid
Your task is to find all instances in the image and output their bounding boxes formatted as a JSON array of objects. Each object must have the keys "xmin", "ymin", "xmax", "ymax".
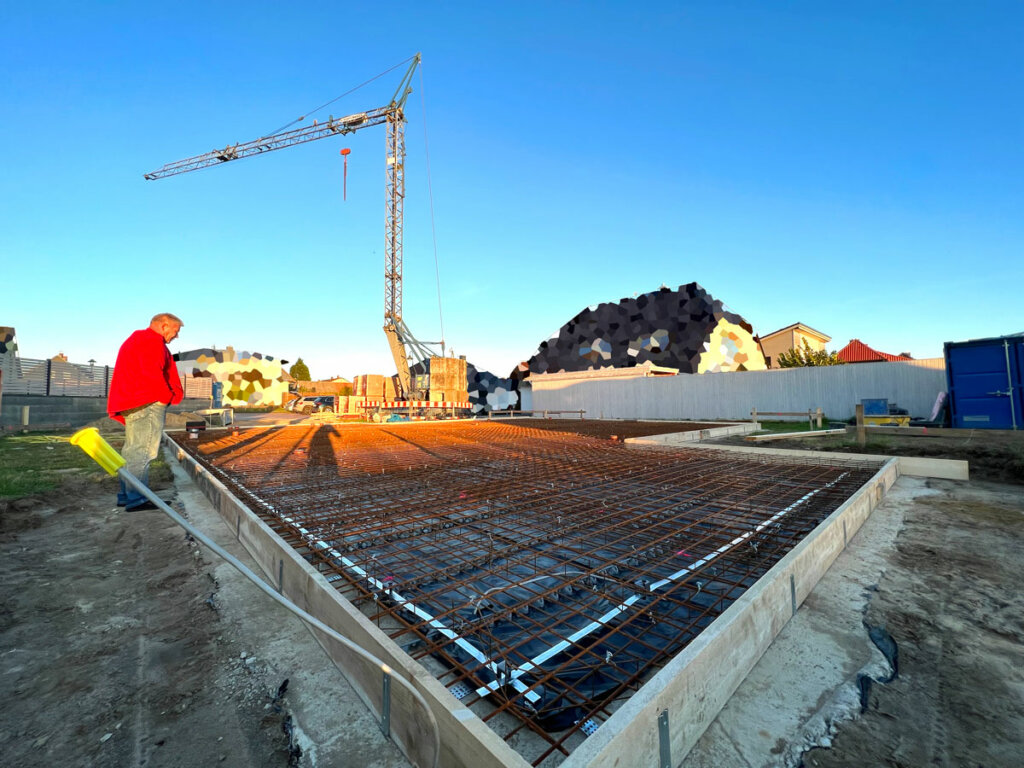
[{"xmin": 171, "ymin": 423, "xmax": 881, "ymax": 765}]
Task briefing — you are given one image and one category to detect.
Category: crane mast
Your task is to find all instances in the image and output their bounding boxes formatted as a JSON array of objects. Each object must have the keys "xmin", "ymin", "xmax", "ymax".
[
  {"xmin": 383, "ymin": 110, "xmax": 414, "ymax": 397},
  {"xmin": 144, "ymin": 54, "xmax": 432, "ymax": 398}
]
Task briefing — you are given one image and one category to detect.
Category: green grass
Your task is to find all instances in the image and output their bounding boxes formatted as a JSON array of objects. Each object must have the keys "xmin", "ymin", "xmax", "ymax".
[
  {"xmin": 0, "ymin": 431, "xmax": 173, "ymax": 500},
  {"xmin": 754, "ymin": 420, "xmax": 898, "ymax": 452},
  {"xmin": 755, "ymin": 420, "xmax": 826, "ymax": 434},
  {"xmin": 0, "ymin": 433, "xmax": 105, "ymax": 499},
  {"xmin": 148, "ymin": 456, "xmax": 173, "ymax": 486}
]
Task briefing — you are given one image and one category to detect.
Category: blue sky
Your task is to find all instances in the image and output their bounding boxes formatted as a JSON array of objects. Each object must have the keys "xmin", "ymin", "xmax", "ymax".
[{"xmin": 3, "ymin": 1, "xmax": 1022, "ymax": 378}]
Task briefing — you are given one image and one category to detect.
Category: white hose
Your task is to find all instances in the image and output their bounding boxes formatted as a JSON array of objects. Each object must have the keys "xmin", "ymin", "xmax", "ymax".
[{"xmin": 117, "ymin": 468, "xmax": 441, "ymax": 768}]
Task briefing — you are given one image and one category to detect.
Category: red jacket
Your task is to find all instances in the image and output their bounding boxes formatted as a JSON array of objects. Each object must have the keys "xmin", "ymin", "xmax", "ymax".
[{"xmin": 107, "ymin": 328, "xmax": 184, "ymax": 423}]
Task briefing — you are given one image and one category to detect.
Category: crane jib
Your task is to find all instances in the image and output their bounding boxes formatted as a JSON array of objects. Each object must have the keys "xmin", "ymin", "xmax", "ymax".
[
  {"xmin": 142, "ymin": 54, "xmax": 438, "ymax": 401},
  {"xmin": 143, "ymin": 107, "xmax": 392, "ymax": 180}
]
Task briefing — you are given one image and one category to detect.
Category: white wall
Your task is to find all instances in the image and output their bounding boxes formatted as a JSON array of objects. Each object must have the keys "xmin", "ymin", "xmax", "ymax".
[{"xmin": 527, "ymin": 362, "xmax": 946, "ymax": 421}]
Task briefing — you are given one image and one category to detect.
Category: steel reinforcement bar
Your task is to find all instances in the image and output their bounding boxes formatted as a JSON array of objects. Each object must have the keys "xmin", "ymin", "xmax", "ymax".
[{"xmin": 170, "ymin": 422, "xmax": 881, "ymax": 765}]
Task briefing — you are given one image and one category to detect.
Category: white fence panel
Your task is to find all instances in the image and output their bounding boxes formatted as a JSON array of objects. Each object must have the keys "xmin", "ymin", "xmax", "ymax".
[
  {"xmin": 1, "ymin": 357, "xmax": 50, "ymax": 395},
  {"xmin": 528, "ymin": 363, "xmax": 947, "ymax": 421},
  {"xmin": 1, "ymin": 357, "xmax": 112, "ymax": 397},
  {"xmin": 47, "ymin": 360, "xmax": 109, "ymax": 396},
  {"xmin": 2, "ymin": 352, "xmax": 211, "ymax": 402}
]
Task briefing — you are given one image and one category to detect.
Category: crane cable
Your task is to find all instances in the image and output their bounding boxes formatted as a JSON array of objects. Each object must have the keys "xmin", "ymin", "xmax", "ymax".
[
  {"xmin": 419, "ymin": 61, "xmax": 447, "ymax": 354},
  {"xmin": 264, "ymin": 54, "xmax": 420, "ymax": 138},
  {"xmin": 263, "ymin": 54, "xmax": 448, "ymax": 355}
]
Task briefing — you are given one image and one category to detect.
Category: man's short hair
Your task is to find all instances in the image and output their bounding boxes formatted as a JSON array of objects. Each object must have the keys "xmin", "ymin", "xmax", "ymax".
[{"xmin": 151, "ymin": 312, "xmax": 184, "ymax": 326}]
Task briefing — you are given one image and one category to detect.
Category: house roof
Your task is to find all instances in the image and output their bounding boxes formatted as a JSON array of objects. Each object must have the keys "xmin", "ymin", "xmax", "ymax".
[
  {"xmin": 759, "ymin": 322, "xmax": 831, "ymax": 342},
  {"xmin": 837, "ymin": 339, "xmax": 913, "ymax": 363}
]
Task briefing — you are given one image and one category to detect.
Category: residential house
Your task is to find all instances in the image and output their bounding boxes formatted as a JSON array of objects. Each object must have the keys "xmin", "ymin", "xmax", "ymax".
[
  {"xmin": 837, "ymin": 339, "xmax": 913, "ymax": 364},
  {"xmin": 758, "ymin": 323, "xmax": 831, "ymax": 369}
]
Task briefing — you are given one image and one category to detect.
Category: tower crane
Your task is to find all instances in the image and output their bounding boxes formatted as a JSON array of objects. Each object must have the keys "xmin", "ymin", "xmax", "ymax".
[{"xmin": 144, "ymin": 53, "xmax": 436, "ymax": 399}]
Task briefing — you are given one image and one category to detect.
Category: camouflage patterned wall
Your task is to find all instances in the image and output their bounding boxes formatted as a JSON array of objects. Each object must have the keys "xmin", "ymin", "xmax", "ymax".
[
  {"xmin": 528, "ymin": 283, "xmax": 766, "ymax": 375},
  {"xmin": 0, "ymin": 327, "xmax": 17, "ymax": 389},
  {"xmin": 467, "ymin": 363, "xmax": 519, "ymax": 414},
  {"xmin": 463, "ymin": 283, "xmax": 765, "ymax": 413},
  {"xmin": 175, "ymin": 346, "xmax": 288, "ymax": 407},
  {"xmin": 0, "ymin": 326, "xmax": 16, "ymax": 356}
]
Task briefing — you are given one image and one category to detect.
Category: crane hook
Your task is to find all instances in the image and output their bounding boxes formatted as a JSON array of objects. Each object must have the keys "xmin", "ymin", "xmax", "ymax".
[{"xmin": 340, "ymin": 148, "xmax": 351, "ymax": 201}]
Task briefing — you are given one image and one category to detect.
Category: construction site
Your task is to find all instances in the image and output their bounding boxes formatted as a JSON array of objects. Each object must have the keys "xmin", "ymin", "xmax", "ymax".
[
  {"xmin": 3, "ymin": 45, "xmax": 1023, "ymax": 768},
  {"xmin": 160, "ymin": 417, "xmax": 895, "ymax": 766},
  {"xmin": 128, "ymin": 391, "xmax": 1018, "ymax": 768},
  {"xmin": 3, "ymin": 411, "xmax": 1023, "ymax": 767}
]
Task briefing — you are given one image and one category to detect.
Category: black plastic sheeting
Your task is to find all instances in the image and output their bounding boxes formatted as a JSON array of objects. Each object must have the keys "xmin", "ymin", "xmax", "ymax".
[{"xmin": 358, "ymin": 502, "xmax": 799, "ymax": 732}]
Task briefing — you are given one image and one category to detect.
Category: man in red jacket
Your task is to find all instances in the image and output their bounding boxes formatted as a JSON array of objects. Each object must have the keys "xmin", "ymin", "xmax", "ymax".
[{"xmin": 108, "ymin": 313, "xmax": 184, "ymax": 511}]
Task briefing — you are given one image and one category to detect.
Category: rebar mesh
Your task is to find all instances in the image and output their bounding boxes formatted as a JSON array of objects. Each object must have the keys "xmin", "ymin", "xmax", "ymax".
[{"xmin": 171, "ymin": 422, "xmax": 881, "ymax": 765}]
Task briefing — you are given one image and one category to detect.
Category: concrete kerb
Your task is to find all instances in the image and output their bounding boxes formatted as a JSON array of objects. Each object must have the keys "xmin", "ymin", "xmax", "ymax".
[
  {"xmin": 163, "ymin": 433, "xmax": 529, "ymax": 768},
  {"xmin": 561, "ymin": 456, "xmax": 900, "ymax": 768},
  {"xmin": 577, "ymin": 428, "xmax": 964, "ymax": 767},
  {"xmin": 623, "ymin": 421, "xmax": 761, "ymax": 443},
  {"xmin": 626, "ymin": 432, "xmax": 969, "ymax": 481}
]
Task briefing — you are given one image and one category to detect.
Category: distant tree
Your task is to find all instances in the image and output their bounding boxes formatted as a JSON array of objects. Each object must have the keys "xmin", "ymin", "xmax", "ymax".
[
  {"xmin": 289, "ymin": 358, "xmax": 311, "ymax": 381},
  {"xmin": 777, "ymin": 339, "xmax": 844, "ymax": 367}
]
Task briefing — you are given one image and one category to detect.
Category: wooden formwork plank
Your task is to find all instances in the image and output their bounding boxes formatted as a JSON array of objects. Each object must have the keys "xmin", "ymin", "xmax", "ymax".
[{"xmin": 744, "ymin": 429, "xmax": 846, "ymax": 442}]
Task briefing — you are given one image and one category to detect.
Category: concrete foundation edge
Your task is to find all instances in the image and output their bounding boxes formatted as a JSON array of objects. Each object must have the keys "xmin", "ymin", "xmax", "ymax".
[
  {"xmin": 166, "ymin": 426, "xmax": 914, "ymax": 768},
  {"xmin": 165, "ymin": 436, "xmax": 530, "ymax": 768},
  {"xmin": 626, "ymin": 422, "xmax": 760, "ymax": 443},
  {"xmin": 627, "ymin": 432, "xmax": 969, "ymax": 481},
  {"xmin": 560, "ymin": 457, "xmax": 900, "ymax": 768}
]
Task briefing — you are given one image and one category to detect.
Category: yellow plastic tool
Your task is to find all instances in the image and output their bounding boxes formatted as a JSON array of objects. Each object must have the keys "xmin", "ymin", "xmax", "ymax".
[{"xmin": 70, "ymin": 427, "xmax": 126, "ymax": 476}]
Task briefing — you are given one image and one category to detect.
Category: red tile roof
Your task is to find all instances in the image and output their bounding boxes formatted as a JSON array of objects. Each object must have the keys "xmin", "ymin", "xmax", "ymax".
[{"xmin": 837, "ymin": 339, "xmax": 913, "ymax": 363}]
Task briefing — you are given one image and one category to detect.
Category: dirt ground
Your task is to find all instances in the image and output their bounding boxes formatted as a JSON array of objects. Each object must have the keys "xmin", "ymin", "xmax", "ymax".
[
  {"xmin": 717, "ymin": 427, "xmax": 1024, "ymax": 485},
  {"xmin": 2, "ymin": 423, "xmax": 1021, "ymax": 768},
  {"xmin": 699, "ymin": 427, "xmax": 1024, "ymax": 767},
  {"xmin": 0, "ymin": 454, "xmax": 409, "ymax": 768},
  {"xmin": 796, "ymin": 478, "xmax": 1024, "ymax": 768}
]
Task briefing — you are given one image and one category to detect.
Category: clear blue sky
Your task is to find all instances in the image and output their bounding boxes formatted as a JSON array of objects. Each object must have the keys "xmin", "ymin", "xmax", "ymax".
[{"xmin": 3, "ymin": 1, "xmax": 1022, "ymax": 378}]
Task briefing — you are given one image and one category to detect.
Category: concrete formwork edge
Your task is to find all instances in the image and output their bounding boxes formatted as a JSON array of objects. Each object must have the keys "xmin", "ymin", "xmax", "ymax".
[
  {"xmin": 560, "ymin": 456, "xmax": 900, "ymax": 768},
  {"xmin": 626, "ymin": 436, "xmax": 969, "ymax": 481},
  {"xmin": 625, "ymin": 422, "xmax": 760, "ymax": 443},
  {"xmin": 165, "ymin": 436, "xmax": 530, "ymax": 768},
  {"xmin": 165, "ymin": 424, "xmax": 947, "ymax": 768}
]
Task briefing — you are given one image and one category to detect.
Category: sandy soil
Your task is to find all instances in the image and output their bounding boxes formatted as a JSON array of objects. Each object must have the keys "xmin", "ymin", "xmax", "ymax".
[
  {"xmin": 0, "ymin": 460, "xmax": 409, "ymax": 768},
  {"xmin": 697, "ymin": 427, "xmax": 1024, "ymax": 767},
  {"xmin": 3, "ymin": 424, "xmax": 1020, "ymax": 768},
  {"xmin": 718, "ymin": 427, "xmax": 1024, "ymax": 485},
  {"xmin": 797, "ymin": 478, "xmax": 1024, "ymax": 768}
]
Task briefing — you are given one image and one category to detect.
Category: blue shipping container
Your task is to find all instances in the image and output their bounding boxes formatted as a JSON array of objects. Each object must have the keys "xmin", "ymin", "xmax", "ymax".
[{"xmin": 945, "ymin": 334, "xmax": 1024, "ymax": 429}]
